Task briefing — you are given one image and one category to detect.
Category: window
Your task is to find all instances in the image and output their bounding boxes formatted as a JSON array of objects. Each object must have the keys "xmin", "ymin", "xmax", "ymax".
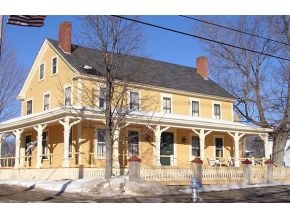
[
  {"xmin": 39, "ymin": 63, "xmax": 44, "ymax": 80},
  {"xmin": 129, "ymin": 91, "xmax": 139, "ymax": 110},
  {"xmin": 42, "ymin": 132, "xmax": 49, "ymax": 160},
  {"xmin": 191, "ymin": 136, "xmax": 200, "ymax": 157},
  {"xmin": 99, "ymin": 87, "xmax": 106, "ymax": 109},
  {"xmin": 64, "ymin": 86, "xmax": 72, "ymax": 106},
  {"xmin": 27, "ymin": 100, "xmax": 32, "ymax": 115},
  {"xmin": 52, "ymin": 57, "xmax": 57, "ymax": 75},
  {"xmin": 192, "ymin": 101, "xmax": 199, "ymax": 117},
  {"xmin": 69, "ymin": 128, "xmax": 73, "ymax": 158},
  {"xmin": 163, "ymin": 97, "xmax": 171, "ymax": 114},
  {"xmin": 215, "ymin": 137, "xmax": 223, "ymax": 157},
  {"xmin": 44, "ymin": 94, "xmax": 50, "ymax": 111},
  {"xmin": 214, "ymin": 104, "xmax": 221, "ymax": 119},
  {"xmin": 96, "ymin": 129, "xmax": 106, "ymax": 158},
  {"xmin": 127, "ymin": 131, "xmax": 139, "ymax": 156}
]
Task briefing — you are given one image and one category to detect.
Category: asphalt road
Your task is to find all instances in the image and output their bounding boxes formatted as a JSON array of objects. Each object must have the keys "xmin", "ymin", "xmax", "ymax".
[{"xmin": 1, "ymin": 184, "xmax": 290, "ymax": 203}]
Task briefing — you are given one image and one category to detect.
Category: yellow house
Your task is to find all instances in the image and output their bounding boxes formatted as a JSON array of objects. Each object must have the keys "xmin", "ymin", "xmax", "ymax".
[{"xmin": 0, "ymin": 22, "xmax": 272, "ymax": 174}]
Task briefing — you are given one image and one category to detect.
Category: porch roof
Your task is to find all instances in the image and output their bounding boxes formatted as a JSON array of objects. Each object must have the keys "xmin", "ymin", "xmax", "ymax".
[{"xmin": 0, "ymin": 107, "xmax": 273, "ymax": 135}]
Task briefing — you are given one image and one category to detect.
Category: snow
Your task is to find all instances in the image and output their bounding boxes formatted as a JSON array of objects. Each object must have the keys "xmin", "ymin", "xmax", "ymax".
[{"xmin": 1, "ymin": 175, "xmax": 289, "ymax": 198}]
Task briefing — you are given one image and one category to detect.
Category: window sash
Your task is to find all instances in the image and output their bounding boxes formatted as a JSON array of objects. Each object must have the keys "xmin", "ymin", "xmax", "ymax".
[
  {"xmin": 39, "ymin": 64, "xmax": 44, "ymax": 80},
  {"xmin": 96, "ymin": 129, "xmax": 106, "ymax": 158},
  {"xmin": 128, "ymin": 131, "xmax": 139, "ymax": 156},
  {"xmin": 99, "ymin": 87, "xmax": 106, "ymax": 108},
  {"xmin": 65, "ymin": 87, "xmax": 72, "ymax": 106},
  {"xmin": 192, "ymin": 101, "xmax": 199, "ymax": 117},
  {"xmin": 44, "ymin": 94, "xmax": 50, "ymax": 111},
  {"xmin": 191, "ymin": 136, "xmax": 200, "ymax": 156},
  {"xmin": 130, "ymin": 91, "xmax": 139, "ymax": 110},
  {"xmin": 52, "ymin": 57, "xmax": 57, "ymax": 74},
  {"xmin": 163, "ymin": 97, "xmax": 171, "ymax": 113},
  {"xmin": 214, "ymin": 104, "xmax": 221, "ymax": 119},
  {"xmin": 27, "ymin": 100, "xmax": 32, "ymax": 115},
  {"xmin": 215, "ymin": 138, "xmax": 223, "ymax": 157}
]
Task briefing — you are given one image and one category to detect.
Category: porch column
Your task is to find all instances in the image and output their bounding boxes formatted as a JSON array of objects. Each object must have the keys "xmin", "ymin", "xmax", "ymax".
[
  {"xmin": 34, "ymin": 124, "xmax": 46, "ymax": 168},
  {"xmin": 192, "ymin": 129, "xmax": 212, "ymax": 161},
  {"xmin": 59, "ymin": 117, "xmax": 81, "ymax": 168},
  {"xmin": 13, "ymin": 129, "xmax": 23, "ymax": 169},
  {"xmin": 259, "ymin": 133, "xmax": 270, "ymax": 159},
  {"xmin": 113, "ymin": 128, "xmax": 120, "ymax": 169},
  {"xmin": 228, "ymin": 132, "xmax": 245, "ymax": 167},
  {"xmin": 148, "ymin": 125, "xmax": 170, "ymax": 166}
]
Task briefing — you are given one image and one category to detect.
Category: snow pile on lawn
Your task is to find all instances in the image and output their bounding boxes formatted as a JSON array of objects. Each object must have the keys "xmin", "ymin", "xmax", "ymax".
[{"xmin": 0, "ymin": 176, "xmax": 189, "ymax": 198}]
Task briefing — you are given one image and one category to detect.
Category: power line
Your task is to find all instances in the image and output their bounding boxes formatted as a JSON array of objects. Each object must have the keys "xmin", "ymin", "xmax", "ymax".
[
  {"xmin": 112, "ymin": 15, "xmax": 290, "ymax": 62},
  {"xmin": 180, "ymin": 15, "xmax": 289, "ymax": 47}
]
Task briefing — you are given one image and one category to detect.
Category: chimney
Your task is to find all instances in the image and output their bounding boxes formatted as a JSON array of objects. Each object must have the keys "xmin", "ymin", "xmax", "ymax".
[
  {"xmin": 59, "ymin": 22, "xmax": 72, "ymax": 54},
  {"xmin": 196, "ymin": 56, "xmax": 208, "ymax": 79}
]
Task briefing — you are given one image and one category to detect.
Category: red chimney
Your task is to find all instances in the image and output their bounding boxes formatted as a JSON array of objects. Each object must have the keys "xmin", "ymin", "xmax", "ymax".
[
  {"xmin": 196, "ymin": 56, "xmax": 208, "ymax": 79},
  {"xmin": 59, "ymin": 22, "xmax": 72, "ymax": 54}
]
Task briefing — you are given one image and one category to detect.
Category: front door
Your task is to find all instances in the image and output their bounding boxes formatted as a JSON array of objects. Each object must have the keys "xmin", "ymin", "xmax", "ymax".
[{"xmin": 160, "ymin": 132, "xmax": 174, "ymax": 165}]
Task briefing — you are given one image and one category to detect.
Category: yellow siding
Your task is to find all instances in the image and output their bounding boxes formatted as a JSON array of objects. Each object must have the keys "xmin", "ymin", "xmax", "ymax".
[{"xmin": 21, "ymin": 44, "xmax": 75, "ymax": 115}]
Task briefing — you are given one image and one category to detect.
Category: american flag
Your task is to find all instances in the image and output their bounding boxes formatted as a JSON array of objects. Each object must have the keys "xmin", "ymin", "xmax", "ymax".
[{"xmin": 7, "ymin": 15, "xmax": 46, "ymax": 27}]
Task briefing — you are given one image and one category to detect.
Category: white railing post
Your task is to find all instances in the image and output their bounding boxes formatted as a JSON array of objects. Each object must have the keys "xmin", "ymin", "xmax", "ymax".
[
  {"xmin": 34, "ymin": 124, "xmax": 46, "ymax": 169},
  {"xmin": 13, "ymin": 129, "xmax": 23, "ymax": 169}
]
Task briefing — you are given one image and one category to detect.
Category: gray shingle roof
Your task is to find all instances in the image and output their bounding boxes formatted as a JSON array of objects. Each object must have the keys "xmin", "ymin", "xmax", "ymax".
[{"xmin": 48, "ymin": 39, "xmax": 234, "ymax": 99}]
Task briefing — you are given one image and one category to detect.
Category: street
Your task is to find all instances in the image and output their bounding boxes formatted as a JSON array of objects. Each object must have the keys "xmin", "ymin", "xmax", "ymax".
[{"xmin": 1, "ymin": 184, "xmax": 290, "ymax": 203}]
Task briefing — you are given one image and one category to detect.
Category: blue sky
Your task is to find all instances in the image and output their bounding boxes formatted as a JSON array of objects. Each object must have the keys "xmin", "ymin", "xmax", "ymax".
[{"xmin": 2, "ymin": 15, "xmax": 206, "ymax": 72}]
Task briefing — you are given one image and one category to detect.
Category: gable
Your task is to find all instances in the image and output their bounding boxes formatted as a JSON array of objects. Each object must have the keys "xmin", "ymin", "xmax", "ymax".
[{"xmin": 18, "ymin": 39, "xmax": 78, "ymax": 101}]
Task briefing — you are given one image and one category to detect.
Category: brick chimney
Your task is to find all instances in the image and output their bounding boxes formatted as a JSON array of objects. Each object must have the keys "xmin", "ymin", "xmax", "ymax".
[
  {"xmin": 196, "ymin": 56, "xmax": 208, "ymax": 79},
  {"xmin": 59, "ymin": 22, "xmax": 72, "ymax": 54}
]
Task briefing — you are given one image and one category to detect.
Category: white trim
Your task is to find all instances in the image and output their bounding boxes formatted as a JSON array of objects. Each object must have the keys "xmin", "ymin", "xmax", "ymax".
[
  {"xmin": 51, "ymin": 56, "xmax": 58, "ymax": 76},
  {"xmin": 43, "ymin": 91, "xmax": 51, "ymax": 111},
  {"xmin": 212, "ymin": 101, "xmax": 222, "ymax": 120},
  {"xmin": 161, "ymin": 93, "xmax": 173, "ymax": 114},
  {"xmin": 39, "ymin": 62, "xmax": 45, "ymax": 81},
  {"xmin": 230, "ymin": 102, "xmax": 234, "ymax": 122},
  {"xmin": 213, "ymin": 135, "xmax": 224, "ymax": 158}
]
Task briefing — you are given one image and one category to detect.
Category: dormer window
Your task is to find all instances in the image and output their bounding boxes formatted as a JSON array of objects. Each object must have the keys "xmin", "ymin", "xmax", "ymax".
[
  {"xmin": 52, "ymin": 57, "xmax": 57, "ymax": 75},
  {"xmin": 39, "ymin": 63, "xmax": 44, "ymax": 80}
]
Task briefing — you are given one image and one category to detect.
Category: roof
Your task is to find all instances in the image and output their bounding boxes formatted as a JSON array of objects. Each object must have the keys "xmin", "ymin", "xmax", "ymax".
[{"xmin": 48, "ymin": 39, "xmax": 235, "ymax": 100}]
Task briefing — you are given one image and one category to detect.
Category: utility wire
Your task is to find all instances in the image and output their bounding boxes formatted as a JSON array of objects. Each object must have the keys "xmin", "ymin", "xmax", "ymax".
[
  {"xmin": 112, "ymin": 15, "xmax": 290, "ymax": 62},
  {"xmin": 180, "ymin": 15, "xmax": 289, "ymax": 47}
]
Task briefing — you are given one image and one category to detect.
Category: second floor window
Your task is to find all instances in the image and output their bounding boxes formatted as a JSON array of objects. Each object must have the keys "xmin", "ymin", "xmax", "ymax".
[
  {"xmin": 127, "ymin": 131, "xmax": 139, "ymax": 156},
  {"xmin": 99, "ymin": 87, "xmax": 106, "ymax": 109},
  {"xmin": 52, "ymin": 57, "xmax": 57, "ymax": 75},
  {"xmin": 64, "ymin": 86, "xmax": 72, "ymax": 106},
  {"xmin": 39, "ymin": 63, "xmax": 44, "ymax": 80},
  {"xmin": 27, "ymin": 100, "xmax": 32, "ymax": 115},
  {"xmin": 44, "ymin": 94, "xmax": 50, "ymax": 111},
  {"xmin": 214, "ymin": 104, "xmax": 221, "ymax": 119},
  {"xmin": 129, "ymin": 91, "xmax": 139, "ymax": 110},
  {"xmin": 163, "ymin": 97, "xmax": 171, "ymax": 114},
  {"xmin": 192, "ymin": 101, "xmax": 199, "ymax": 117}
]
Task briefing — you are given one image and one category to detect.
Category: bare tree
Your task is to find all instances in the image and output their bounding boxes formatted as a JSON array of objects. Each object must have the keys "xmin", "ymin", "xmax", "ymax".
[
  {"xmin": 77, "ymin": 16, "xmax": 151, "ymax": 178},
  {"xmin": 0, "ymin": 40, "xmax": 25, "ymax": 122},
  {"xmin": 191, "ymin": 16, "xmax": 289, "ymax": 165}
]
